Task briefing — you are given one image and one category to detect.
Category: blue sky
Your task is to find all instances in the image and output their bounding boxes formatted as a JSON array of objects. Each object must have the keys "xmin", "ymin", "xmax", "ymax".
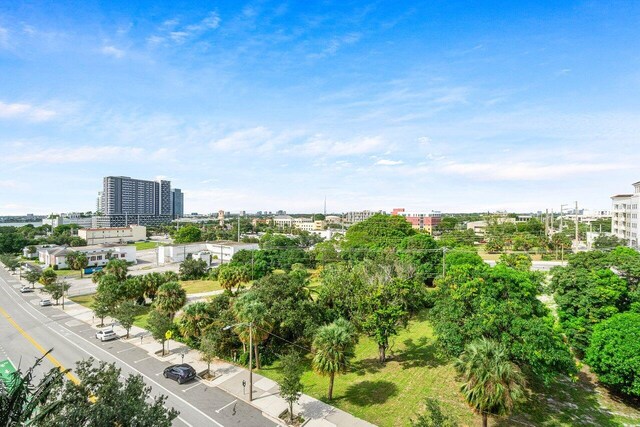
[{"xmin": 1, "ymin": 1, "xmax": 640, "ymax": 215}]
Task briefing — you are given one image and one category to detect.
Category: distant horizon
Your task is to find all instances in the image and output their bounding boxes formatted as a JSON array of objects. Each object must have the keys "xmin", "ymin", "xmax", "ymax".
[{"xmin": 2, "ymin": 1, "xmax": 639, "ymax": 215}]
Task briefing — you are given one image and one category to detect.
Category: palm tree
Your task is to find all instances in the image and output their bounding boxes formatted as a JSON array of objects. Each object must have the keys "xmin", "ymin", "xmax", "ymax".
[
  {"xmin": 103, "ymin": 259, "xmax": 128, "ymax": 282},
  {"xmin": 155, "ymin": 281, "xmax": 187, "ymax": 320},
  {"xmin": 143, "ymin": 272, "xmax": 164, "ymax": 301},
  {"xmin": 178, "ymin": 302, "xmax": 213, "ymax": 339},
  {"xmin": 312, "ymin": 319, "xmax": 356, "ymax": 400},
  {"xmin": 232, "ymin": 292, "xmax": 272, "ymax": 369},
  {"xmin": 454, "ymin": 338, "xmax": 525, "ymax": 427}
]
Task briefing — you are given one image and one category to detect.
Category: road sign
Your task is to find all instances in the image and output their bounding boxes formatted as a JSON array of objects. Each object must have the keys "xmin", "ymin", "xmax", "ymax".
[
  {"xmin": 0, "ymin": 359, "xmax": 17, "ymax": 391},
  {"xmin": 165, "ymin": 330, "xmax": 172, "ymax": 340}
]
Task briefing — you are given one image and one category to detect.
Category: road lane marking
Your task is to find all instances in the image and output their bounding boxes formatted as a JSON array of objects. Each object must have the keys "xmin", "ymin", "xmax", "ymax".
[
  {"xmin": 177, "ymin": 416, "xmax": 194, "ymax": 427},
  {"xmin": 215, "ymin": 399, "xmax": 237, "ymax": 413},
  {"xmin": 0, "ymin": 306, "xmax": 79, "ymax": 384},
  {"xmin": 116, "ymin": 347, "xmax": 137, "ymax": 354},
  {"xmin": 134, "ymin": 356, "xmax": 152, "ymax": 363}
]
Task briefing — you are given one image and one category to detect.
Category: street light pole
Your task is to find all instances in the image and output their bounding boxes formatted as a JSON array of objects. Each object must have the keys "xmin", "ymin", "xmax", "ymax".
[{"xmin": 249, "ymin": 321, "xmax": 253, "ymax": 402}]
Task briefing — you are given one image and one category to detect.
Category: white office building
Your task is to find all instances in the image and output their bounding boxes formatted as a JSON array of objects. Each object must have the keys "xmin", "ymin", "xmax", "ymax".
[
  {"xmin": 611, "ymin": 181, "xmax": 640, "ymax": 248},
  {"xmin": 157, "ymin": 241, "xmax": 259, "ymax": 265},
  {"xmin": 78, "ymin": 225, "xmax": 146, "ymax": 245}
]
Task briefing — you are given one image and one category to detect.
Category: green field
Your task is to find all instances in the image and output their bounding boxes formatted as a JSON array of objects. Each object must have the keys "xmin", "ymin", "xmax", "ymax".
[
  {"xmin": 52, "ymin": 268, "xmax": 82, "ymax": 278},
  {"xmin": 257, "ymin": 311, "xmax": 640, "ymax": 427},
  {"xmin": 132, "ymin": 241, "xmax": 165, "ymax": 251},
  {"xmin": 69, "ymin": 294, "xmax": 151, "ymax": 329},
  {"xmin": 179, "ymin": 279, "xmax": 224, "ymax": 294}
]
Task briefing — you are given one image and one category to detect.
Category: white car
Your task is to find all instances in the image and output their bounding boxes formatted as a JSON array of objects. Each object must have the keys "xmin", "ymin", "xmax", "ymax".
[
  {"xmin": 95, "ymin": 329, "xmax": 118, "ymax": 342},
  {"xmin": 39, "ymin": 299, "xmax": 52, "ymax": 307}
]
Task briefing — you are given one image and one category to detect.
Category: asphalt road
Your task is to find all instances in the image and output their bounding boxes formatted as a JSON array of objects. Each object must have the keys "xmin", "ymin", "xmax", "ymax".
[{"xmin": 0, "ymin": 267, "xmax": 277, "ymax": 427}]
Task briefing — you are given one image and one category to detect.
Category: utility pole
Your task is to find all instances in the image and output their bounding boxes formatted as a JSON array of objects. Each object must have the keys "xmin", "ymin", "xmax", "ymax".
[
  {"xmin": 237, "ymin": 216, "xmax": 240, "ymax": 243},
  {"xmin": 442, "ymin": 247, "xmax": 447, "ymax": 278},
  {"xmin": 575, "ymin": 201, "xmax": 579, "ymax": 243},
  {"xmin": 544, "ymin": 209, "xmax": 549, "ymax": 237},
  {"xmin": 248, "ymin": 321, "xmax": 253, "ymax": 402}
]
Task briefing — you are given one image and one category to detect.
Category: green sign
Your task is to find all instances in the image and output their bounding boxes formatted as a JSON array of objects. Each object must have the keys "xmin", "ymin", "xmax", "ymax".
[{"xmin": 0, "ymin": 359, "xmax": 17, "ymax": 391}]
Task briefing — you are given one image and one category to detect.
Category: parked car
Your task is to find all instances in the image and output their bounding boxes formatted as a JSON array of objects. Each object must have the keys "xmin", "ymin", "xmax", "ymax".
[
  {"xmin": 163, "ymin": 364, "xmax": 197, "ymax": 384},
  {"xmin": 95, "ymin": 328, "xmax": 118, "ymax": 342},
  {"xmin": 39, "ymin": 299, "xmax": 52, "ymax": 307},
  {"xmin": 19, "ymin": 286, "xmax": 33, "ymax": 293}
]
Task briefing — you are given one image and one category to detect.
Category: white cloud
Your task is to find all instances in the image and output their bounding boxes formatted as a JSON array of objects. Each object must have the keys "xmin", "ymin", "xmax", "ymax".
[
  {"xmin": 375, "ymin": 159, "xmax": 403, "ymax": 166},
  {"xmin": 6, "ymin": 146, "xmax": 145, "ymax": 163},
  {"xmin": 297, "ymin": 135, "xmax": 384, "ymax": 157},
  {"xmin": 0, "ymin": 180, "xmax": 18, "ymax": 189},
  {"xmin": 440, "ymin": 161, "xmax": 625, "ymax": 181},
  {"xmin": 149, "ymin": 12, "xmax": 220, "ymax": 46},
  {"xmin": 308, "ymin": 32, "xmax": 362, "ymax": 59},
  {"xmin": 0, "ymin": 101, "xmax": 56, "ymax": 121},
  {"xmin": 211, "ymin": 126, "xmax": 273, "ymax": 151},
  {"xmin": 101, "ymin": 45, "xmax": 124, "ymax": 58}
]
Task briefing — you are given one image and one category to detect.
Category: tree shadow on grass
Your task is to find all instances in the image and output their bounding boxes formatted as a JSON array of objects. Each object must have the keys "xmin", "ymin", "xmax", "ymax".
[
  {"xmin": 342, "ymin": 380, "xmax": 398, "ymax": 407},
  {"xmin": 351, "ymin": 358, "xmax": 384, "ymax": 376},
  {"xmin": 497, "ymin": 371, "xmax": 624, "ymax": 427},
  {"xmin": 396, "ymin": 336, "xmax": 448, "ymax": 369}
]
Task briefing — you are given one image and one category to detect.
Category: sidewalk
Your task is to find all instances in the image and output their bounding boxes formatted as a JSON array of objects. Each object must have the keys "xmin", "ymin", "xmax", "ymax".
[{"xmin": 12, "ymin": 269, "xmax": 375, "ymax": 427}]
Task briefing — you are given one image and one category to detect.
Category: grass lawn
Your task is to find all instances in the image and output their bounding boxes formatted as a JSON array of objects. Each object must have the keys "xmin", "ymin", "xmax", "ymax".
[
  {"xmin": 52, "ymin": 268, "xmax": 82, "ymax": 278},
  {"xmin": 70, "ymin": 293, "xmax": 151, "ymax": 329},
  {"xmin": 132, "ymin": 241, "xmax": 165, "ymax": 251},
  {"xmin": 179, "ymin": 279, "xmax": 223, "ymax": 294},
  {"xmin": 258, "ymin": 311, "xmax": 640, "ymax": 427}
]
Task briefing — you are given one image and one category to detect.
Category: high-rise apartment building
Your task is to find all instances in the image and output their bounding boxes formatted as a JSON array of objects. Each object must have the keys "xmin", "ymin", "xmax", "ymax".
[
  {"xmin": 611, "ymin": 181, "xmax": 640, "ymax": 248},
  {"xmin": 171, "ymin": 188, "xmax": 184, "ymax": 219},
  {"xmin": 96, "ymin": 176, "xmax": 174, "ymax": 227}
]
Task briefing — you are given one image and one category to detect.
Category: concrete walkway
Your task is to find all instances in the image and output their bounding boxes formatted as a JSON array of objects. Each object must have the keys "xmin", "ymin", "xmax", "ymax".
[{"xmin": 12, "ymin": 269, "xmax": 374, "ymax": 427}]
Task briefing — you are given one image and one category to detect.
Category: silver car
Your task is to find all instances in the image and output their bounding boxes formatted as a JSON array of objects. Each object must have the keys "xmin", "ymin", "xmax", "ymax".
[
  {"xmin": 95, "ymin": 328, "xmax": 118, "ymax": 342},
  {"xmin": 39, "ymin": 299, "xmax": 52, "ymax": 307}
]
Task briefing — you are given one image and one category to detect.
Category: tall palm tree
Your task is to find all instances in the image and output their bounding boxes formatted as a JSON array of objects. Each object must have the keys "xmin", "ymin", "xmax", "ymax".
[
  {"xmin": 179, "ymin": 302, "xmax": 213, "ymax": 339},
  {"xmin": 232, "ymin": 292, "xmax": 272, "ymax": 369},
  {"xmin": 312, "ymin": 319, "xmax": 356, "ymax": 400},
  {"xmin": 155, "ymin": 281, "xmax": 187, "ymax": 320},
  {"xmin": 454, "ymin": 338, "xmax": 525, "ymax": 427},
  {"xmin": 103, "ymin": 259, "xmax": 128, "ymax": 282}
]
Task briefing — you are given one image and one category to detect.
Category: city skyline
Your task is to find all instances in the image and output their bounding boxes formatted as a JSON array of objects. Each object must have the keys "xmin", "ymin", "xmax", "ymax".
[{"xmin": 2, "ymin": 1, "xmax": 640, "ymax": 214}]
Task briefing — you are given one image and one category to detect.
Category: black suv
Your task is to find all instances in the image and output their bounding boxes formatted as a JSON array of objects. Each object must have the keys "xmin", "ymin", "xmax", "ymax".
[{"xmin": 163, "ymin": 364, "xmax": 196, "ymax": 384}]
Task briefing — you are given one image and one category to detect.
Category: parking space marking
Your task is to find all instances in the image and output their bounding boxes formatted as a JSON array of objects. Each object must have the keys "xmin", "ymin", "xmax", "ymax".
[
  {"xmin": 182, "ymin": 380, "xmax": 203, "ymax": 393},
  {"xmin": 134, "ymin": 356, "xmax": 152, "ymax": 363},
  {"xmin": 215, "ymin": 399, "xmax": 237, "ymax": 413},
  {"xmin": 116, "ymin": 346, "xmax": 137, "ymax": 354}
]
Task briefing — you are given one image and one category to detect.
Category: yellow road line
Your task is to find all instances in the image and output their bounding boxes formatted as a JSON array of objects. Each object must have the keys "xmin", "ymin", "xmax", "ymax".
[{"xmin": 0, "ymin": 306, "xmax": 79, "ymax": 384}]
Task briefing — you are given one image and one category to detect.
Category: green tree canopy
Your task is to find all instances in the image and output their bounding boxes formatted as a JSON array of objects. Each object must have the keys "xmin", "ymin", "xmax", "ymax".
[
  {"xmin": 585, "ymin": 312, "xmax": 640, "ymax": 397},
  {"xmin": 174, "ymin": 225, "xmax": 202, "ymax": 243},
  {"xmin": 341, "ymin": 214, "xmax": 415, "ymax": 259},
  {"xmin": 431, "ymin": 263, "xmax": 576, "ymax": 383}
]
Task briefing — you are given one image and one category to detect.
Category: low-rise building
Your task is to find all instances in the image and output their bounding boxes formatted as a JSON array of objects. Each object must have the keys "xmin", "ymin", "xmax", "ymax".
[
  {"xmin": 38, "ymin": 244, "xmax": 136, "ymax": 269},
  {"xmin": 392, "ymin": 208, "xmax": 442, "ymax": 234},
  {"xmin": 611, "ymin": 181, "xmax": 640, "ymax": 248},
  {"xmin": 157, "ymin": 241, "xmax": 259, "ymax": 265},
  {"xmin": 78, "ymin": 225, "xmax": 146, "ymax": 245},
  {"xmin": 344, "ymin": 210, "xmax": 386, "ymax": 225},
  {"xmin": 466, "ymin": 220, "xmax": 488, "ymax": 237},
  {"xmin": 273, "ymin": 215, "xmax": 293, "ymax": 228}
]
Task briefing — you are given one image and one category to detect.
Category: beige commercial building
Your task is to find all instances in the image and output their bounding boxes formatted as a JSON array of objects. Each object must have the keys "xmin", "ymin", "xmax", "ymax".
[{"xmin": 78, "ymin": 225, "xmax": 146, "ymax": 245}]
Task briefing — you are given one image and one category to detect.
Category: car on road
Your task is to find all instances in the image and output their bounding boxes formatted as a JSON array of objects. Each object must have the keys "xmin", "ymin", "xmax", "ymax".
[
  {"xmin": 95, "ymin": 328, "xmax": 118, "ymax": 342},
  {"xmin": 39, "ymin": 299, "xmax": 52, "ymax": 307},
  {"xmin": 19, "ymin": 286, "xmax": 33, "ymax": 293},
  {"xmin": 163, "ymin": 364, "xmax": 197, "ymax": 384}
]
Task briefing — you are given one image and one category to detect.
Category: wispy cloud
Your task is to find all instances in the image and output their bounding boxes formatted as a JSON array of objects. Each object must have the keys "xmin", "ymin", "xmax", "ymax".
[
  {"xmin": 308, "ymin": 32, "xmax": 362, "ymax": 59},
  {"xmin": 101, "ymin": 45, "xmax": 125, "ymax": 58},
  {"xmin": 6, "ymin": 146, "xmax": 145, "ymax": 163},
  {"xmin": 0, "ymin": 101, "xmax": 56, "ymax": 121},
  {"xmin": 0, "ymin": 27, "xmax": 8, "ymax": 48},
  {"xmin": 296, "ymin": 135, "xmax": 385, "ymax": 157},
  {"xmin": 439, "ymin": 161, "xmax": 625, "ymax": 181},
  {"xmin": 210, "ymin": 126, "xmax": 273, "ymax": 151},
  {"xmin": 148, "ymin": 11, "xmax": 220, "ymax": 46},
  {"xmin": 375, "ymin": 159, "xmax": 403, "ymax": 166}
]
